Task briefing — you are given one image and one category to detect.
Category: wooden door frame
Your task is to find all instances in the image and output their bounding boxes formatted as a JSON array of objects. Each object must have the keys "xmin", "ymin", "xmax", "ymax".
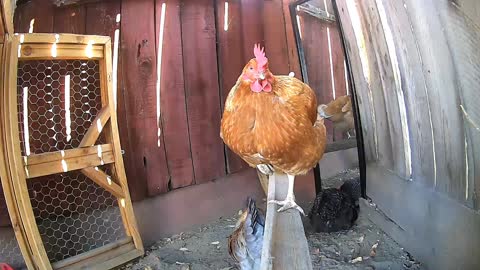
[
  {"xmin": 2, "ymin": 33, "xmax": 143, "ymax": 269},
  {"xmin": 289, "ymin": 0, "xmax": 367, "ymax": 197}
]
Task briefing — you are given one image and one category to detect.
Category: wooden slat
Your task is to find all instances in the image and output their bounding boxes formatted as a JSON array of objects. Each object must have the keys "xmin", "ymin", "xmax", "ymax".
[
  {"xmin": 260, "ymin": 172, "xmax": 313, "ymax": 270},
  {"xmin": 18, "ymin": 33, "xmax": 111, "ymax": 45},
  {"xmin": 114, "ymin": 14, "xmax": 139, "ymax": 201},
  {"xmin": 300, "ymin": 12, "xmax": 335, "ymax": 142},
  {"xmin": 155, "ymin": 0, "xmax": 194, "ymax": 189},
  {"xmin": 378, "ymin": 0, "xmax": 435, "ymax": 187},
  {"xmin": 52, "ymin": 238, "xmax": 135, "ymax": 270},
  {"xmin": 25, "ymin": 144, "xmax": 112, "ymax": 165},
  {"xmin": 325, "ymin": 137, "xmax": 357, "ymax": 153},
  {"xmin": 120, "ymin": 0, "xmax": 169, "ymax": 197},
  {"xmin": 0, "ymin": 38, "xmax": 36, "ymax": 269},
  {"xmin": 379, "ymin": 0, "xmax": 467, "ymax": 187},
  {"xmin": 102, "ymin": 38, "xmax": 144, "ymax": 252},
  {"xmin": 18, "ymin": 43, "xmax": 104, "ymax": 60},
  {"xmin": 79, "ymin": 106, "xmax": 111, "ymax": 147},
  {"xmin": 434, "ymin": 0, "xmax": 480, "ymax": 208},
  {"xmin": 1, "ymin": 0, "xmax": 13, "ymax": 35},
  {"xmin": 282, "ymin": 0, "xmax": 302, "ymax": 80},
  {"xmin": 0, "ymin": 3, "xmax": 4, "ymax": 42},
  {"xmin": 88, "ymin": 248, "xmax": 143, "ymax": 270},
  {"xmin": 328, "ymin": 23, "xmax": 349, "ymax": 141},
  {"xmin": 13, "ymin": 0, "xmax": 54, "ymax": 33},
  {"xmin": 357, "ymin": 0, "xmax": 410, "ymax": 179},
  {"xmin": 216, "ymin": 0, "xmax": 248, "ymax": 174},
  {"xmin": 80, "ymin": 167, "xmax": 124, "ymax": 199},
  {"xmin": 53, "ymin": 5, "xmax": 86, "ymax": 34},
  {"xmin": 334, "ymin": 0, "xmax": 378, "ymax": 161},
  {"xmin": 26, "ymin": 149, "xmax": 114, "ymax": 178},
  {"xmin": 181, "ymin": 0, "xmax": 226, "ymax": 183},
  {"xmin": 240, "ymin": 0, "xmax": 264, "ymax": 62},
  {"xmin": 263, "ymin": 0, "xmax": 290, "ymax": 75},
  {"xmin": 3, "ymin": 35, "xmax": 52, "ymax": 270},
  {"xmin": 85, "ymin": 0, "xmax": 120, "ymax": 43}
]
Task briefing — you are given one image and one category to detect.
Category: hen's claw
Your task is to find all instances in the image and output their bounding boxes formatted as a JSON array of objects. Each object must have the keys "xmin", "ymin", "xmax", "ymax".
[{"xmin": 268, "ymin": 197, "xmax": 305, "ymax": 216}]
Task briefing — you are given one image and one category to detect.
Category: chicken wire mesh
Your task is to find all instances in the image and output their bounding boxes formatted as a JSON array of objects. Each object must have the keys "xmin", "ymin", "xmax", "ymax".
[
  {"xmin": 0, "ymin": 227, "xmax": 26, "ymax": 269},
  {"xmin": 15, "ymin": 59, "xmax": 126, "ymax": 263},
  {"xmin": 0, "ymin": 190, "xmax": 26, "ymax": 269}
]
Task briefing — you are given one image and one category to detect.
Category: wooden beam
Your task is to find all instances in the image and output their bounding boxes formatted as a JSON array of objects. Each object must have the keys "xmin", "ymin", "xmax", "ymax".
[
  {"xmin": 18, "ymin": 43, "xmax": 104, "ymax": 60},
  {"xmin": 80, "ymin": 167, "xmax": 124, "ymax": 199},
  {"xmin": 24, "ymin": 144, "xmax": 112, "ymax": 166},
  {"xmin": 16, "ymin": 33, "xmax": 110, "ymax": 45},
  {"xmin": 101, "ymin": 38, "xmax": 144, "ymax": 252},
  {"xmin": 325, "ymin": 137, "xmax": 357, "ymax": 153},
  {"xmin": 1, "ymin": 0, "xmax": 14, "ymax": 35},
  {"xmin": 25, "ymin": 149, "xmax": 114, "ymax": 178},
  {"xmin": 260, "ymin": 172, "xmax": 313, "ymax": 270},
  {"xmin": 0, "ymin": 36, "xmax": 36, "ymax": 270},
  {"xmin": 3, "ymin": 34, "xmax": 52, "ymax": 270},
  {"xmin": 79, "ymin": 106, "xmax": 111, "ymax": 147},
  {"xmin": 52, "ymin": 237, "xmax": 135, "ymax": 270},
  {"xmin": 52, "ymin": 0, "xmax": 104, "ymax": 7}
]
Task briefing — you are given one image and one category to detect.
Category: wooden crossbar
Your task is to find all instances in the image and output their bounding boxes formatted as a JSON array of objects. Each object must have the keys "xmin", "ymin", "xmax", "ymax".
[
  {"xmin": 18, "ymin": 44, "xmax": 104, "ymax": 60},
  {"xmin": 24, "ymin": 144, "xmax": 112, "ymax": 165},
  {"xmin": 24, "ymin": 146, "xmax": 114, "ymax": 178},
  {"xmin": 79, "ymin": 106, "xmax": 111, "ymax": 147},
  {"xmin": 80, "ymin": 167, "xmax": 124, "ymax": 198}
]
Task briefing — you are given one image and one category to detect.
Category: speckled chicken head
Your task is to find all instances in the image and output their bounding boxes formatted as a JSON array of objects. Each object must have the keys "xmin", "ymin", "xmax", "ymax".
[
  {"xmin": 241, "ymin": 44, "xmax": 275, "ymax": 93},
  {"xmin": 318, "ymin": 95, "xmax": 352, "ymax": 122}
]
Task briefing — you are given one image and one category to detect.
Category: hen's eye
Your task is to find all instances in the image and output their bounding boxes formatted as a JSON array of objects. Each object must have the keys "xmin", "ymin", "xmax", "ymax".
[{"xmin": 249, "ymin": 67, "xmax": 253, "ymax": 71}]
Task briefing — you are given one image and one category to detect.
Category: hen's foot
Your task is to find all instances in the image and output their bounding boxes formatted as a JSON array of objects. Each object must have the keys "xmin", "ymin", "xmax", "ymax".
[
  {"xmin": 257, "ymin": 164, "xmax": 274, "ymax": 175},
  {"xmin": 268, "ymin": 196, "xmax": 305, "ymax": 216}
]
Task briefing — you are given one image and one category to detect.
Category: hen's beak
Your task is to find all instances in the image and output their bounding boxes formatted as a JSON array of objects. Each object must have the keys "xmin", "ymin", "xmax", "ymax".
[
  {"xmin": 258, "ymin": 72, "xmax": 265, "ymax": 80},
  {"xmin": 317, "ymin": 104, "xmax": 332, "ymax": 119}
]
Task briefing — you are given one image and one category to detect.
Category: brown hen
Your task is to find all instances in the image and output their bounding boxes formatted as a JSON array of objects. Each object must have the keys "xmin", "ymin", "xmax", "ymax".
[
  {"xmin": 317, "ymin": 95, "xmax": 356, "ymax": 138},
  {"xmin": 220, "ymin": 44, "xmax": 327, "ymax": 214}
]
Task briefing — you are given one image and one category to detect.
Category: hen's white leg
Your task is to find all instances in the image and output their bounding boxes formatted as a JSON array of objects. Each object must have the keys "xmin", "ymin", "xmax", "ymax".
[
  {"xmin": 268, "ymin": 174, "xmax": 305, "ymax": 215},
  {"xmin": 257, "ymin": 164, "xmax": 274, "ymax": 176}
]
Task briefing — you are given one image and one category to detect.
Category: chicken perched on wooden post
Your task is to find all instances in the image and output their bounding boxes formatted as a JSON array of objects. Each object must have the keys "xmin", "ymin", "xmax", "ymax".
[
  {"xmin": 228, "ymin": 198, "xmax": 265, "ymax": 270},
  {"xmin": 317, "ymin": 95, "xmax": 356, "ymax": 138},
  {"xmin": 220, "ymin": 44, "xmax": 327, "ymax": 215}
]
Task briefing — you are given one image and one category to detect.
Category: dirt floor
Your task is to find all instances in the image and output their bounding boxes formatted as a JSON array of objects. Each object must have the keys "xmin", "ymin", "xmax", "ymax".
[{"xmin": 121, "ymin": 169, "xmax": 424, "ymax": 270}]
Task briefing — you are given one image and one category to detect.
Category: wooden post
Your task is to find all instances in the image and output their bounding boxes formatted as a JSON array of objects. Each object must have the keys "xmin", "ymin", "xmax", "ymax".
[{"xmin": 260, "ymin": 172, "xmax": 313, "ymax": 270}]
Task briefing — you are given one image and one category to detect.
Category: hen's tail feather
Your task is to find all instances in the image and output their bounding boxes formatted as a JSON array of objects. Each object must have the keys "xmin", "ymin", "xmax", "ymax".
[
  {"xmin": 247, "ymin": 197, "xmax": 265, "ymax": 235},
  {"xmin": 228, "ymin": 197, "xmax": 265, "ymax": 270}
]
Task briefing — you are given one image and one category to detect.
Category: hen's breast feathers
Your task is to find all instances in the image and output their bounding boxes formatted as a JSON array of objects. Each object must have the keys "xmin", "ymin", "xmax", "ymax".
[{"xmin": 221, "ymin": 76, "xmax": 326, "ymax": 175}]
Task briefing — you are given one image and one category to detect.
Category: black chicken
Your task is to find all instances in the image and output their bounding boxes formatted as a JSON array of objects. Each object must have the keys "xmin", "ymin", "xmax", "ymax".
[{"xmin": 308, "ymin": 178, "xmax": 360, "ymax": 233}]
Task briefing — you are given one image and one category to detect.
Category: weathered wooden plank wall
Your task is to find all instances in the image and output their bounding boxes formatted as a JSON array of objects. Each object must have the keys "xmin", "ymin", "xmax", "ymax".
[
  {"xmin": 181, "ymin": 0, "xmax": 225, "ymax": 184},
  {"xmin": 155, "ymin": 0, "xmax": 194, "ymax": 189},
  {"xmin": 336, "ymin": 0, "xmax": 480, "ymax": 269},
  {"xmin": 9, "ymin": 0, "xmax": 307, "ymax": 207}
]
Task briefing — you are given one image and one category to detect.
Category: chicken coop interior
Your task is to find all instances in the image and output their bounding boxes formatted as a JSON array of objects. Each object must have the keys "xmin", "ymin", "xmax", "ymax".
[{"xmin": 0, "ymin": 0, "xmax": 479, "ymax": 269}]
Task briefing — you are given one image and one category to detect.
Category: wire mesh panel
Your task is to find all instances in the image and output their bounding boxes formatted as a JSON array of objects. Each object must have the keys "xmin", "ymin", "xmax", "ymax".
[
  {"xmin": 15, "ymin": 59, "xmax": 126, "ymax": 263},
  {"xmin": 0, "ymin": 227, "xmax": 26, "ymax": 269},
  {"xmin": 0, "ymin": 186, "xmax": 25, "ymax": 268},
  {"xmin": 16, "ymin": 60, "xmax": 106, "ymax": 156}
]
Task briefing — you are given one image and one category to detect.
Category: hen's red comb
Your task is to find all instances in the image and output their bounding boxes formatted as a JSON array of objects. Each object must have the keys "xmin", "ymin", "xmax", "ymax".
[{"xmin": 254, "ymin": 43, "xmax": 268, "ymax": 68}]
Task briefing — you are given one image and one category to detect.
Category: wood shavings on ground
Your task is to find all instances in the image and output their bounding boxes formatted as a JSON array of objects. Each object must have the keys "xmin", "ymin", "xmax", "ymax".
[{"xmin": 121, "ymin": 169, "xmax": 424, "ymax": 270}]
